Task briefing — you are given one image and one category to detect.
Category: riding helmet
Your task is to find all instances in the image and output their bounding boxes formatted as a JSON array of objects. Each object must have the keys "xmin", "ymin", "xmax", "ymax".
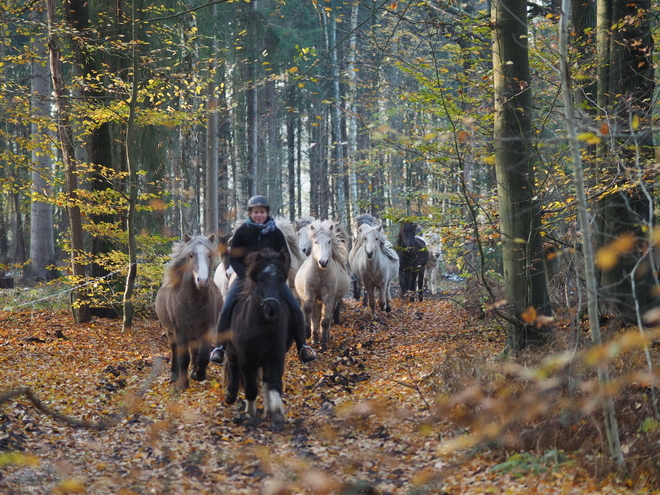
[{"xmin": 247, "ymin": 195, "xmax": 270, "ymax": 210}]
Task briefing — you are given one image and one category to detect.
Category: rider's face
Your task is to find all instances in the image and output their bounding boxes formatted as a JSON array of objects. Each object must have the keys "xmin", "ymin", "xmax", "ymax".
[{"xmin": 249, "ymin": 206, "xmax": 268, "ymax": 224}]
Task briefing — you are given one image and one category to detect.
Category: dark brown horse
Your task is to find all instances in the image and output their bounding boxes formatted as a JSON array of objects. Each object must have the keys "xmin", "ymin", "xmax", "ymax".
[
  {"xmin": 223, "ymin": 248, "xmax": 293, "ymax": 430},
  {"xmin": 155, "ymin": 234, "xmax": 223, "ymax": 390},
  {"xmin": 395, "ymin": 222, "xmax": 429, "ymax": 301}
]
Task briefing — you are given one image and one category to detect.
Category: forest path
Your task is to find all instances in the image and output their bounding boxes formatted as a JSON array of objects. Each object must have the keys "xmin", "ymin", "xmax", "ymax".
[{"xmin": 0, "ymin": 292, "xmax": 632, "ymax": 494}]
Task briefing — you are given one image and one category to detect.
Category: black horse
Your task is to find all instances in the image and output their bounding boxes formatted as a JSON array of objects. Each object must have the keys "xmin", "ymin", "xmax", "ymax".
[
  {"xmin": 395, "ymin": 222, "xmax": 429, "ymax": 301},
  {"xmin": 223, "ymin": 248, "xmax": 293, "ymax": 431}
]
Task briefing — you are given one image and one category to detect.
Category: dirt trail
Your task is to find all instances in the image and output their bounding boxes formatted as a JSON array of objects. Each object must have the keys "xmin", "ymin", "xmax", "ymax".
[{"xmin": 0, "ymin": 297, "xmax": 629, "ymax": 494}]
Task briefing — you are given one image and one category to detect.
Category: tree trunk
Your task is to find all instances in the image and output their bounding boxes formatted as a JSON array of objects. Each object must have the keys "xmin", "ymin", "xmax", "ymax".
[
  {"xmin": 205, "ymin": 3, "xmax": 219, "ymax": 237},
  {"xmin": 177, "ymin": 9, "xmax": 200, "ymax": 236},
  {"xmin": 559, "ymin": 0, "xmax": 624, "ymax": 465},
  {"xmin": 46, "ymin": 0, "xmax": 90, "ymax": 323},
  {"xmin": 329, "ymin": 14, "xmax": 346, "ymax": 225},
  {"xmin": 246, "ymin": 0, "xmax": 260, "ymax": 197},
  {"xmin": 491, "ymin": 0, "xmax": 551, "ymax": 351},
  {"xmin": 347, "ymin": 1, "xmax": 359, "ymax": 215},
  {"xmin": 25, "ymin": 1, "xmax": 56, "ymax": 284},
  {"xmin": 595, "ymin": 0, "xmax": 655, "ymax": 323},
  {"xmin": 122, "ymin": 2, "xmax": 140, "ymax": 333}
]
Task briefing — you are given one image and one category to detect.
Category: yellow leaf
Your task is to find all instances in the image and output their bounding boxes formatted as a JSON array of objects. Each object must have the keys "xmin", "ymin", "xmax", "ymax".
[
  {"xmin": 288, "ymin": 66, "xmax": 298, "ymax": 73},
  {"xmin": 596, "ymin": 233, "xmax": 636, "ymax": 271},
  {"xmin": 577, "ymin": 132, "xmax": 601, "ymax": 145},
  {"xmin": 632, "ymin": 114, "xmax": 640, "ymax": 130},
  {"xmin": 521, "ymin": 306, "xmax": 537, "ymax": 324},
  {"xmin": 55, "ymin": 478, "xmax": 85, "ymax": 494}
]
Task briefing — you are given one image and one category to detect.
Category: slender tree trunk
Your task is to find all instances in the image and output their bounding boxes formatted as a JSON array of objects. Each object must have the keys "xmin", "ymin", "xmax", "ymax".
[
  {"xmin": 46, "ymin": 0, "xmax": 90, "ymax": 323},
  {"xmin": 26, "ymin": 1, "xmax": 56, "ymax": 284},
  {"xmin": 205, "ymin": 3, "xmax": 219, "ymax": 237},
  {"xmin": 492, "ymin": 0, "xmax": 551, "ymax": 351},
  {"xmin": 178, "ymin": 9, "xmax": 200, "ymax": 235},
  {"xmin": 287, "ymin": 106, "xmax": 296, "ymax": 220},
  {"xmin": 347, "ymin": 2, "xmax": 359, "ymax": 215},
  {"xmin": 246, "ymin": 0, "xmax": 259, "ymax": 197},
  {"xmin": 559, "ymin": 0, "xmax": 624, "ymax": 465},
  {"xmin": 329, "ymin": 15, "xmax": 346, "ymax": 225},
  {"xmin": 122, "ymin": 3, "xmax": 140, "ymax": 333}
]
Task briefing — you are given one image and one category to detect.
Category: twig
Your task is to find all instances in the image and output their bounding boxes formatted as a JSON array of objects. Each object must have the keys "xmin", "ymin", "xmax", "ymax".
[{"xmin": 0, "ymin": 357, "xmax": 165, "ymax": 430}]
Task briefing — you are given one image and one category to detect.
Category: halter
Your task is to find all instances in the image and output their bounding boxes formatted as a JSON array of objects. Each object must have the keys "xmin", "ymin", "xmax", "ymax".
[{"xmin": 261, "ymin": 296, "xmax": 281, "ymax": 309}]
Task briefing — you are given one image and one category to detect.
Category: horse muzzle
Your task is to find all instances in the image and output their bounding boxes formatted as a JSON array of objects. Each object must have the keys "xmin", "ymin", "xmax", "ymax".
[
  {"xmin": 262, "ymin": 297, "xmax": 281, "ymax": 321},
  {"xmin": 317, "ymin": 259, "xmax": 329, "ymax": 269}
]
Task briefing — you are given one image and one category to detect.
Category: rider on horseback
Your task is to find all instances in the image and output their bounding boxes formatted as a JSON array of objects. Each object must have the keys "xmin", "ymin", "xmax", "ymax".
[{"xmin": 210, "ymin": 195, "xmax": 317, "ymax": 365}]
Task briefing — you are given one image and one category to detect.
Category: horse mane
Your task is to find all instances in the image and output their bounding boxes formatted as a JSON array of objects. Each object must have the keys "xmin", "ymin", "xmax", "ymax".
[
  {"xmin": 294, "ymin": 215, "xmax": 315, "ymax": 230},
  {"xmin": 163, "ymin": 235, "xmax": 218, "ymax": 287},
  {"xmin": 309, "ymin": 219, "xmax": 349, "ymax": 267},
  {"xmin": 352, "ymin": 214, "xmax": 379, "ymax": 237},
  {"xmin": 275, "ymin": 217, "xmax": 304, "ymax": 255}
]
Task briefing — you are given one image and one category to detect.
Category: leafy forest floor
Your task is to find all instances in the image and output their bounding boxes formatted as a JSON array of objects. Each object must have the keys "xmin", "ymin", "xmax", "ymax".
[{"xmin": 1, "ymin": 281, "xmax": 660, "ymax": 494}]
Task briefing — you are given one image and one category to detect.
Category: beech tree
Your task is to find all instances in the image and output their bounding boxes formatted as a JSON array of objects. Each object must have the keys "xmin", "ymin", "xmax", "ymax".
[{"xmin": 491, "ymin": 0, "xmax": 551, "ymax": 351}]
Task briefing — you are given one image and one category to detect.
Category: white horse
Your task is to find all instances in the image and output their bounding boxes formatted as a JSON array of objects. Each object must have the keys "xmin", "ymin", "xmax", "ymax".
[
  {"xmin": 420, "ymin": 230, "xmax": 443, "ymax": 295},
  {"xmin": 349, "ymin": 222, "xmax": 399, "ymax": 317},
  {"xmin": 294, "ymin": 219, "xmax": 350, "ymax": 348},
  {"xmin": 213, "ymin": 234, "xmax": 234, "ymax": 297},
  {"xmin": 294, "ymin": 215, "xmax": 316, "ymax": 256}
]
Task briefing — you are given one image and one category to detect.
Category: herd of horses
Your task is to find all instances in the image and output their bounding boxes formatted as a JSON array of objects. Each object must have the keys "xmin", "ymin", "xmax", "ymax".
[{"xmin": 155, "ymin": 215, "xmax": 443, "ymax": 429}]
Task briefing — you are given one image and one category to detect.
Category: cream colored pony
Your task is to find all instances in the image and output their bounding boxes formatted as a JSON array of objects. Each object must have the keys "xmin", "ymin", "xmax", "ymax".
[{"xmin": 294, "ymin": 220, "xmax": 350, "ymax": 348}]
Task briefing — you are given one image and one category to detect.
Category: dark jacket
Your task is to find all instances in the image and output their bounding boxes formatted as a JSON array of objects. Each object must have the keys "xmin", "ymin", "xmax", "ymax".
[{"xmin": 229, "ymin": 218, "xmax": 289, "ymax": 278}]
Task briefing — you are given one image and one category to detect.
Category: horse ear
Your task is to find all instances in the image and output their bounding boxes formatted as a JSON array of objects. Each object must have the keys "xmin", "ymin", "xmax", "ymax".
[
  {"xmin": 183, "ymin": 233, "xmax": 192, "ymax": 242},
  {"xmin": 278, "ymin": 248, "xmax": 291, "ymax": 268},
  {"xmin": 208, "ymin": 234, "xmax": 216, "ymax": 244}
]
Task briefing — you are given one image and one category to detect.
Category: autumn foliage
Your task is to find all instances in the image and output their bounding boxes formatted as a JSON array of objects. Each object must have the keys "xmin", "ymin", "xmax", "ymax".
[{"xmin": 2, "ymin": 286, "xmax": 660, "ymax": 493}]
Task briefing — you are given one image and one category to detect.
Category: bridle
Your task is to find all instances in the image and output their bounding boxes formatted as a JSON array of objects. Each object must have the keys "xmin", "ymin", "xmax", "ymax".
[{"xmin": 261, "ymin": 296, "xmax": 281, "ymax": 310}]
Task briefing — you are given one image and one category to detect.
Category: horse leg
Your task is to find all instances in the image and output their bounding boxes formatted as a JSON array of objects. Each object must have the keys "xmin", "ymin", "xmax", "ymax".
[
  {"xmin": 399, "ymin": 272, "xmax": 408, "ymax": 299},
  {"xmin": 191, "ymin": 337, "xmax": 211, "ymax": 382},
  {"xmin": 189, "ymin": 339, "xmax": 200, "ymax": 380},
  {"xmin": 175, "ymin": 336, "xmax": 190, "ymax": 390},
  {"xmin": 169, "ymin": 340, "xmax": 180, "ymax": 385},
  {"xmin": 352, "ymin": 274, "xmax": 361, "ymax": 301},
  {"xmin": 319, "ymin": 300, "xmax": 333, "ymax": 348},
  {"xmin": 384, "ymin": 282, "xmax": 392, "ymax": 312},
  {"xmin": 301, "ymin": 298, "xmax": 313, "ymax": 340},
  {"xmin": 311, "ymin": 302, "xmax": 322, "ymax": 345},
  {"xmin": 263, "ymin": 362, "xmax": 286, "ymax": 431},
  {"xmin": 224, "ymin": 358, "xmax": 240, "ymax": 405},
  {"xmin": 376, "ymin": 284, "xmax": 387, "ymax": 314},
  {"xmin": 417, "ymin": 268, "xmax": 425, "ymax": 301},
  {"xmin": 242, "ymin": 366, "xmax": 260, "ymax": 421},
  {"xmin": 366, "ymin": 284, "xmax": 376, "ymax": 317},
  {"xmin": 332, "ymin": 299, "xmax": 342, "ymax": 325}
]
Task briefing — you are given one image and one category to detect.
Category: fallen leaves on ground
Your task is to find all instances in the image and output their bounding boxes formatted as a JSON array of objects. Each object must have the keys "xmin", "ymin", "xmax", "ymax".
[{"xmin": 0, "ymin": 293, "xmax": 652, "ymax": 494}]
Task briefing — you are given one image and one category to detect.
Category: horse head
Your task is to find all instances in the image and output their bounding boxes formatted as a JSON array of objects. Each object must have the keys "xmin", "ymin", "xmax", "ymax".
[
  {"xmin": 295, "ymin": 216, "xmax": 315, "ymax": 256},
  {"xmin": 166, "ymin": 234, "xmax": 217, "ymax": 290},
  {"xmin": 360, "ymin": 224, "xmax": 381, "ymax": 259},
  {"xmin": 309, "ymin": 222, "xmax": 334, "ymax": 269},
  {"xmin": 246, "ymin": 248, "xmax": 290, "ymax": 322}
]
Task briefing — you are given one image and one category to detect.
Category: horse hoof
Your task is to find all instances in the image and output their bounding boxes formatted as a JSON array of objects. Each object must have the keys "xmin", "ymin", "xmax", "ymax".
[
  {"xmin": 190, "ymin": 369, "xmax": 207, "ymax": 381},
  {"xmin": 225, "ymin": 392, "xmax": 238, "ymax": 404}
]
